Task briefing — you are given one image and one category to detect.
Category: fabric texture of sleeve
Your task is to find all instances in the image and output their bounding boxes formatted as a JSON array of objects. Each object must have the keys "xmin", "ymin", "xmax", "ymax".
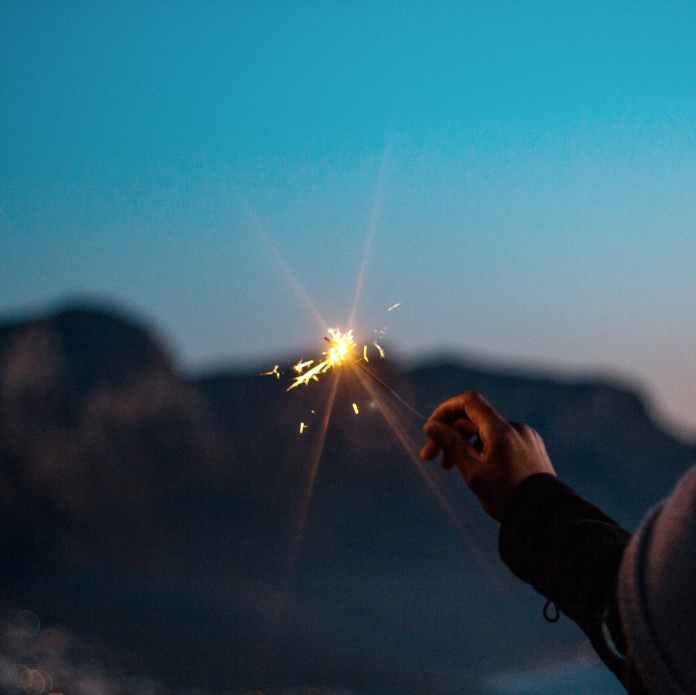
[{"xmin": 499, "ymin": 473, "xmax": 637, "ymax": 689}]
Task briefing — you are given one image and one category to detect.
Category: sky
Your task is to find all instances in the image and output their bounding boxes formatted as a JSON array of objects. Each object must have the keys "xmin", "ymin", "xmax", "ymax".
[{"xmin": 1, "ymin": 1, "xmax": 695, "ymax": 436}]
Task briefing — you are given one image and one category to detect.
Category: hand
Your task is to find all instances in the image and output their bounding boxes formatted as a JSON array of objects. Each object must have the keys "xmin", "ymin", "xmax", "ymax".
[{"xmin": 420, "ymin": 391, "xmax": 556, "ymax": 521}]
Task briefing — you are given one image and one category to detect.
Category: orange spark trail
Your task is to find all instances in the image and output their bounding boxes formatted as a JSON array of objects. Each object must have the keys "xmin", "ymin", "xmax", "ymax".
[
  {"xmin": 260, "ymin": 364, "xmax": 281, "ymax": 380},
  {"xmin": 287, "ymin": 328, "xmax": 356, "ymax": 391}
]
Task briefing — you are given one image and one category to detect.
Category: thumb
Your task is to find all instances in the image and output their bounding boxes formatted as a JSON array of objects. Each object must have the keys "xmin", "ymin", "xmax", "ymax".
[
  {"xmin": 422, "ymin": 420, "xmax": 483, "ymax": 473},
  {"xmin": 421, "ymin": 420, "xmax": 463, "ymax": 468}
]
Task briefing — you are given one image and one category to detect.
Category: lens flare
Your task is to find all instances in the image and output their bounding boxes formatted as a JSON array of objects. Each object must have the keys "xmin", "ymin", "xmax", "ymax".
[{"xmin": 286, "ymin": 328, "xmax": 362, "ymax": 391}]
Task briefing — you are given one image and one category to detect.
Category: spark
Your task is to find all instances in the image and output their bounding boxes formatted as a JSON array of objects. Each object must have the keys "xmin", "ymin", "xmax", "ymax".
[
  {"xmin": 260, "ymin": 364, "xmax": 281, "ymax": 380},
  {"xmin": 373, "ymin": 342, "xmax": 385, "ymax": 359},
  {"xmin": 363, "ymin": 345, "xmax": 369, "ymax": 362},
  {"xmin": 287, "ymin": 328, "xmax": 357, "ymax": 391},
  {"xmin": 386, "ymin": 302, "xmax": 401, "ymax": 312},
  {"xmin": 293, "ymin": 358, "xmax": 314, "ymax": 374},
  {"xmin": 352, "ymin": 402, "xmax": 360, "ymax": 415},
  {"xmin": 299, "ymin": 421, "xmax": 308, "ymax": 434}
]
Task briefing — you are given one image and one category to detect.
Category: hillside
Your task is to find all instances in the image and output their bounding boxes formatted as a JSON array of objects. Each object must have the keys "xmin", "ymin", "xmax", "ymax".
[{"xmin": 0, "ymin": 303, "xmax": 693, "ymax": 694}]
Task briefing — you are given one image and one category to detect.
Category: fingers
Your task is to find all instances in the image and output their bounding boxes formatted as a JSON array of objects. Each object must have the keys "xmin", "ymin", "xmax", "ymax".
[
  {"xmin": 419, "ymin": 438, "xmax": 439, "ymax": 461},
  {"xmin": 426, "ymin": 391, "xmax": 506, "ymax": 440},
  {"xmin": 452, "ymin": 418, "xmax": 477, "ymax": 435},
  {"xmin": 420, "ymin": 419, "xmax": 475, "ymax": 461},
  {"xmin": 420, "ymin": 420, "xmax": 482, "ymax": 471}
]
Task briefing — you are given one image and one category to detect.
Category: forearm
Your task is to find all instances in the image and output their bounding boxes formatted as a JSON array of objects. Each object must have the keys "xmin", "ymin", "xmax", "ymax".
[{"xmin": 499, "ymin": 474, "xmax": 633, "ymax": 685}]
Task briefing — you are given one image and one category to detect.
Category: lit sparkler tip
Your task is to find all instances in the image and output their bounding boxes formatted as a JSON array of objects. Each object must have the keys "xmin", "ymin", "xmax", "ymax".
[
  {"xmin": 352, "ymin": 402, "xmax": 360, "ymax": 415},
  {"xmin": 287, "ymin": 327, "xmax": 357, "ymax": 391},
  {"xmin": 299, "ymin": 421, "xmax": 308, "ymax": 434}
]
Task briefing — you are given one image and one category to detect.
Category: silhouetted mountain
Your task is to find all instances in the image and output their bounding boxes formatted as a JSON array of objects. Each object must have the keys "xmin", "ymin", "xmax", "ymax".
[{"xmin": 0, "ymin": 303, "xmax": 693, "ymax": 694}]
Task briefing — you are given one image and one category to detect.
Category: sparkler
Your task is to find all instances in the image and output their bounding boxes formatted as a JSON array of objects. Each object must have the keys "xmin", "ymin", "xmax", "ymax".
[
  {"xmin": 293, "ymin": 358, "xmax": 314, "ymax": 374},
  {"xmin": 253, "ymin": 161, "xmax": 506, "ymax": 594},
  {"xmin": 286, "ymin": 328, "xmax": 362, "ymax": 392},
  {"xmin": 261, "ymin": 318, "xmax": 428, "ymax": 431}
]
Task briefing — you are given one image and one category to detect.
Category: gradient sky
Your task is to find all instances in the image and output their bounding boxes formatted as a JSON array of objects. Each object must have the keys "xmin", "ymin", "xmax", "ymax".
[{"xmin": 2, "ymin": 2, "xmax": 695, "ymax": 436}]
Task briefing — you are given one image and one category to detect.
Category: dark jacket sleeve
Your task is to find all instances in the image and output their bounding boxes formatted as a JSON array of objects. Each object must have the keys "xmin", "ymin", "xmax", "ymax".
[{"xmin": 499, "ymin": 473, "xmax": 645, "ymax": 691}]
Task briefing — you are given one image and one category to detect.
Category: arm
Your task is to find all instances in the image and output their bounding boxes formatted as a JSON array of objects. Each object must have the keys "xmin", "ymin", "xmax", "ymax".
[
  {"xmin": 420, "ymin": 392, "xmax": 642, "ymax": 691},
  {"xmin": 500, "ymin": 473, "xmax": 631, "ymax": 685}
]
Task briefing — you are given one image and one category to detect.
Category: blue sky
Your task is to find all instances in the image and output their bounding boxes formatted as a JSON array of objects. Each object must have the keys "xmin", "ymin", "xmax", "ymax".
[{"xmin": 2, "ymin": 1, "xmax": 695, "ymax": 434}]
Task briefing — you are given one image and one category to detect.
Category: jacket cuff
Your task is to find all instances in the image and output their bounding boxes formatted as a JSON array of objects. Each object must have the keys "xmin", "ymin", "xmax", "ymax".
[
  {"xmin": 499, "ymin": 473, "xmax": 629, "ymax": 621},
  {"xmin": 501, "ymin": 473, "xmax": 575, "ymax": 528}
]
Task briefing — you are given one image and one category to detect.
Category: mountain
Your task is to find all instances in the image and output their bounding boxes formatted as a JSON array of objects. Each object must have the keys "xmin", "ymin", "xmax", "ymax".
[{"xmin": 0, "ymin": 302, "xmax": 693, "ymax": 695}]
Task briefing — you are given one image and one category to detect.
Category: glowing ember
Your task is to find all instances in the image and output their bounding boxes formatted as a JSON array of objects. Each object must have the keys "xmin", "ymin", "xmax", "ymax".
[
  {"xmin": 260, "ymin": 364, "xmax": 281, "ymax": 380},
  {"xmin": 293, "ymin": 358, "xmax": 314, "ymax": 374},
  {"xmin": 261, "ymin": 323, "xmax": 395, "ymax": 435},
  {"xmin": 287, "ymin": 328, "xmax": 358, "ymax": 391}
]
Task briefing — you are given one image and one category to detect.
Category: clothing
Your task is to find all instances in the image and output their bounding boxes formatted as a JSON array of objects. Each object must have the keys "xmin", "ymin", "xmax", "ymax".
[
  {"xmin": 499, "ymin": 474, "xmax": 643, "ymax": 692},
  {"xmin": 618, "ymin": 467, "xmax": 696, "ymax": 694}
]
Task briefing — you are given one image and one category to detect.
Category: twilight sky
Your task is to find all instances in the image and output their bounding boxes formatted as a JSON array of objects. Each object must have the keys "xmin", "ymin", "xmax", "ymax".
[{"xmin": 2, "ymin": 2, "xmax": 695, "ymax": 436}]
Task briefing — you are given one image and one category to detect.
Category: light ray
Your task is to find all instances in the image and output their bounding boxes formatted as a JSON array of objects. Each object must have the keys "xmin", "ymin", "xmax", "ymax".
[
  {"xmin": 249, "ymin": 209, "xmax": 328, "ymax": 333},
  {"xmin": 287, "ymin": 328, "xmax": 356, "ymax": 391},
  {"xmin": 348, "ymin": 145, "xmax": 391, "ymax": 328},
  {"xmin": 289, "ymin": 371, "xmax": 341, "ymax": 573},
  {"xmin": 352, "ymin": 366, "xmax": 504, "ymax": 586}
]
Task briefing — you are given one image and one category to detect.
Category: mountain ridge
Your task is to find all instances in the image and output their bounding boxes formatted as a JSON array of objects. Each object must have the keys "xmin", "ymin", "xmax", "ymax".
[{"xmin": 1, "ymin": 301, "xmax": 693, "ymax": 694}]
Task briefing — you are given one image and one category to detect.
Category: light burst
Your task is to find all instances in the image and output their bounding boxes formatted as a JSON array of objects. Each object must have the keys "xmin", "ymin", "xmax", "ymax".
[
  {"xmin": 252, "ymin": 151, "xmax": 505, "ymax": 597},
  {"xmin": 285, "ymin": 327, "xmax": 381, "ymax": 392}
]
